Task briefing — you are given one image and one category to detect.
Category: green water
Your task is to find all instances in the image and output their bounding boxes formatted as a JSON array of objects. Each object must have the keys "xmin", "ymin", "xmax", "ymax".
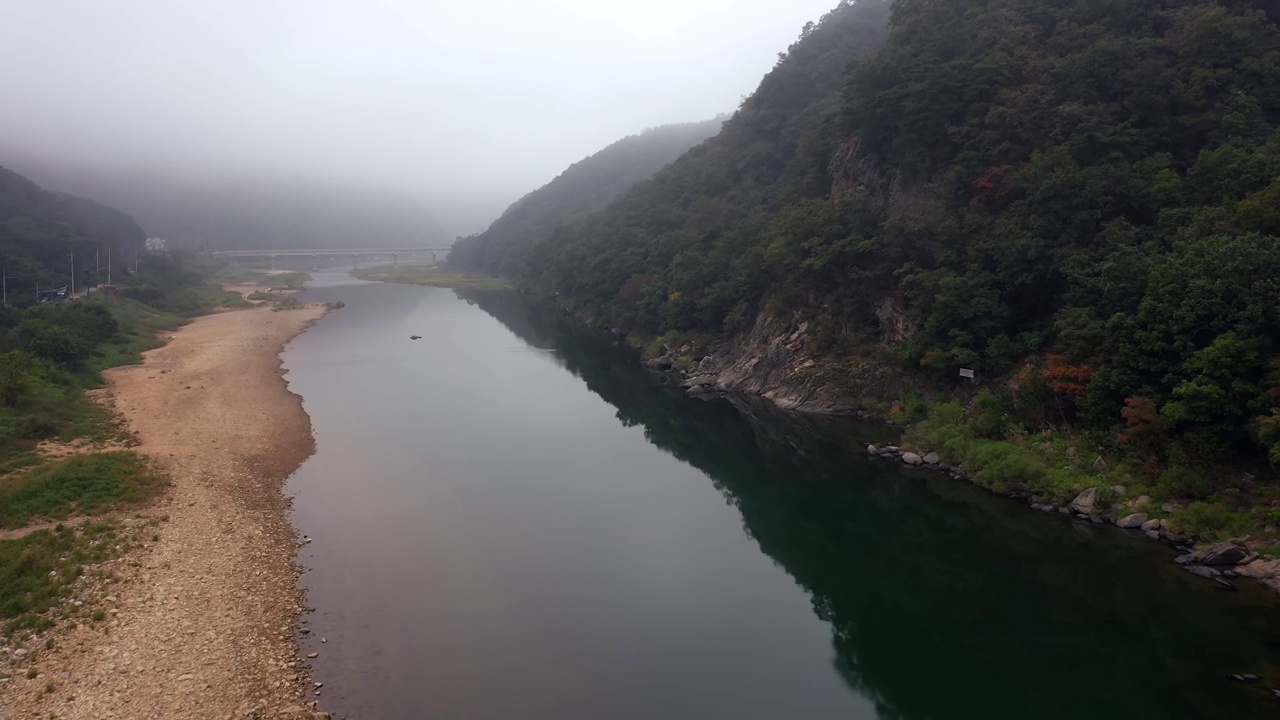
[{"xmin": 285, "ymin": 275, "xmax": 1280, "ymax": 719}]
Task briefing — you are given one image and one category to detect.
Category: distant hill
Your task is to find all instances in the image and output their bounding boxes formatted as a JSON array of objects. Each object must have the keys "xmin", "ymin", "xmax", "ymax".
[
  {"xmin": 0, "ymin": 165, "xmax": 145, "ymax": 293},
  {"xmin": 0, "ymin": 156, "xmax": 449, "ymax": 252},
  {"xmin": 448, "ymin": 118, "xmax": 726, "ymax": 275}
]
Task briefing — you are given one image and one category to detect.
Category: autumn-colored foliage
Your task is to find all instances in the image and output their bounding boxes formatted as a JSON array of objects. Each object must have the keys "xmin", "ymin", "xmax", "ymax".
[{"xmin": 1042, "ymin": 355, "xmax": 1093, "ymax": 399}]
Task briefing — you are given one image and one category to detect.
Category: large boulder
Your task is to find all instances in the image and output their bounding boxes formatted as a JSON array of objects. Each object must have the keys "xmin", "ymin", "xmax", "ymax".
[
  {"xmin": 644, "ymin": 356, "xmax": 673, "ymax": 370},
  {"xmin": 1139, "ymin": 518, "xmax": 1162, "ymax": 533},
  {"xmin": 1117, "ymin": 513, "xmax": 1148, "ymax": 529},
  {"xmin": 901, "ymin": 452, "xmax": 923, "ymax": 466},
  {"xmin": 922, "ymin": 451, "xmax": 941, "ymax": 465},
  {"xmin": 1068, "ymin": 487, "xmax": 1099, "ymax": 515},
  {"xmin": 1180, "ymin": 539, "xmax": 1252, "ymax": 566}
]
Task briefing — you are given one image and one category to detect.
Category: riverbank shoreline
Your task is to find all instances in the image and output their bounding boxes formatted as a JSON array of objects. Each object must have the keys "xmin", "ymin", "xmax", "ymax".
[
  {"xmin": 624, "ymin": 326, "xmax": 1280, "ymax": 597},
  {"xmin": 1, "ymin": 300, "xmax": 333, "ymax": 719}
]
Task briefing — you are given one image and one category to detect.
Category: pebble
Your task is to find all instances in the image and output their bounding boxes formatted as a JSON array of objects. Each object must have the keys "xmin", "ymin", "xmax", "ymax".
[{"xmin": 307, "ymin": 652, "xmax": 319, "ymax": 659}]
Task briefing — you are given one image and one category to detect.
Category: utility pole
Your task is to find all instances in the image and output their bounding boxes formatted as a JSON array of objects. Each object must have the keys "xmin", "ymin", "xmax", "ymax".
[
  {"xmin": 107, "ymin": 247, "xmax": 112, "ymax": 285},
  {"xmin": 70, "ymin": 247, "xmax": 75, "ymax": 297}
]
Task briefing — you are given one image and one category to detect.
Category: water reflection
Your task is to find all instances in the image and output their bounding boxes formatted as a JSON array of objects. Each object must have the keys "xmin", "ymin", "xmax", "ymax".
[{"xmin": 457, "ymin": 289, "xmax": 1280, "ymax": 719}]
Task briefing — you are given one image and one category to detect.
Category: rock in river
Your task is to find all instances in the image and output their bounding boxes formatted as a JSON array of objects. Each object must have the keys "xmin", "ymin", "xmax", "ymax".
[
  {"xmin": 901, "ymin": 452, "xmax": 923, "ymax": 466},
  {"xmin": 1179, "ymin": 539, "xmax": 1252, "ymax": 566},
  {"xmin": 923, "ymin": 451, "xmax": 940, "ymax": 465},
  {"xmin": 1068, "ymin": 487, "xmax": 1099, "ymax": 515},
  {"xmin": 1116, "ymin": 513, "xmax": 1148, "ymax": 529}
]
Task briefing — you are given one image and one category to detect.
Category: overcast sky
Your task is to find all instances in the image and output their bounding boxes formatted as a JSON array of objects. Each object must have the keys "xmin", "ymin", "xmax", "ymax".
[{"xmin": 2, "ymin": 0, "xmax": 842, "ymax": 234}]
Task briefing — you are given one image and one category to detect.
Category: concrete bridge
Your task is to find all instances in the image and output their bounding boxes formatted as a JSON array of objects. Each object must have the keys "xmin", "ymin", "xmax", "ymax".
[{"xmin": 211, "ymin": 247, "xmax": 452, "ymax": 270}]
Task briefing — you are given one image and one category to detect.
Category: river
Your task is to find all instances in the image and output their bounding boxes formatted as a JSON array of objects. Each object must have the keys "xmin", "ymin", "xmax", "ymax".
[{"xmin": 282, "ymin": 273, "xmax": 1280, "ymax": 719}]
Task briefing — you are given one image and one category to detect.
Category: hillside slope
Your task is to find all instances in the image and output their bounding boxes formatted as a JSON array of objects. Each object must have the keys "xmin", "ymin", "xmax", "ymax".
[
  {"xmin": 0, "ymin": 166, "xmax": 146, "ymax": 292},
  {"xmin": 501, "ymin": 0, "xmax": 1280, "ymax": 531},
  {"xmin": 448, "ymin": 118, "xmax": 726, "ymax": 275}
]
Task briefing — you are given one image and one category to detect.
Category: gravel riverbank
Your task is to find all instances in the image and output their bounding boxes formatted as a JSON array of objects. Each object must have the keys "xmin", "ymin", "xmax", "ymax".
[{"xmin": 1, "ymin": 301, "xmax": 331, "ymax": 720}]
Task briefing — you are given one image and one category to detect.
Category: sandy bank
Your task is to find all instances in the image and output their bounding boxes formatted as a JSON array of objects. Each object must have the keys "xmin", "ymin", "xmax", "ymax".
[{"xmin": 2, "ymin": 303, "xmax": 330, "ymax": 720}]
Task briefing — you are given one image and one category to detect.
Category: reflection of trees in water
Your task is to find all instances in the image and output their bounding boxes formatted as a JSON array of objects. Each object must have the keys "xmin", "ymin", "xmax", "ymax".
[{"xmin": 458, "ymin": 289, "xmax": 1280, "ymax": 720}]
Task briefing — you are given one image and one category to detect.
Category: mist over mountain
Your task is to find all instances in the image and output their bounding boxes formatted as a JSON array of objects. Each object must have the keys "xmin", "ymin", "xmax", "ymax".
[
  {"xmin": 0, "ymin": 151, "xmax": 450, "ymax": 251},
  {"xmin": 449, "ymin": 118, "xmax": 726, "ymax": 275},
  {"xmin": 0, "ymin": 165, "xmax": 145, "ymax": 293}
]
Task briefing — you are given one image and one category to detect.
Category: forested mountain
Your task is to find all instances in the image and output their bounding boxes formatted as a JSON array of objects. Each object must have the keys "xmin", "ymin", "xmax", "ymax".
[
  {"xmin": 448, "ymin": 118, "xmax": 726, "ymax": 275},
  {"xmin": 0, "ymin": 166, "xmax": 145, "ymax": 293},
  {"xmin": 497, "ymin": 0, "xmax": 1280, "ymax": 474},
  {"xmin": 0, "ymin": 155, "xmax": 449, "ymax": 252}
]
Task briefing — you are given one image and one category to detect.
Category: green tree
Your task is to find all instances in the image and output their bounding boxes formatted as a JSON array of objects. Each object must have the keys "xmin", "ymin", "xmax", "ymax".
[{"xmin": 0, "ymin": 350, "xmax": 37, "ymax": 407}]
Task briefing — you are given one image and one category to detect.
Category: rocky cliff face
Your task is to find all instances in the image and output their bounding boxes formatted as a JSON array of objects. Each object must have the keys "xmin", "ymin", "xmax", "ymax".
[
  {"xmin": 827, "ymin": 136, "xmax": 933, "ymax": 212},
  {"xmin": 656, "ymin": 307, "xmax": 920, "ymax": 415}
]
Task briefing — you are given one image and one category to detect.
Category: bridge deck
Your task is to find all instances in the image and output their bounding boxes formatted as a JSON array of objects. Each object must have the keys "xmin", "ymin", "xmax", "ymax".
[{"xmin": 211, "ymin": 248, "xmax": 450, "ymax": 256}]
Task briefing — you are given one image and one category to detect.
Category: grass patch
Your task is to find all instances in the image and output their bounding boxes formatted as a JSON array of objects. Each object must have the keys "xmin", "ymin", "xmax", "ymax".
[
  {"xmin": 0, "ymin": 452, "xmax": 163, "ymax": 529},
  {"xmin": 899, "ymin": 394, "xmax": 1280, "ymax": 546},
  {"xmin": 352, "ymin": 265, "xmax": 511, "ymax": 290},
  {"xmin": 266, "ymin": 271, "xmax": 311, "ymax": 290},
  {"xmin": 246, "ymin": 290, "xmax": 285, "ymax": 302},
  {"xmin": 0, "ymin": 522, "xmax": 119, "ymax": 636},
  {"xmin": 80, "ymin": 294, "xmax": 187, "ymax": 373}
]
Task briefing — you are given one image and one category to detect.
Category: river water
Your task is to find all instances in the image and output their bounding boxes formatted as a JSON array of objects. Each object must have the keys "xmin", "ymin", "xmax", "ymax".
[{"xmin": 282, "ymin": 273, "xmax": 1280, "ymax": 719}]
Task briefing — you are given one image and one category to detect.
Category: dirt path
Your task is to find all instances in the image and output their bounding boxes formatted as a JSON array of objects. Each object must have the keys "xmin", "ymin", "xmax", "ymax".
[{"xmin": 1, "ymin": 304, "xmax": 331, "ymax": 720}]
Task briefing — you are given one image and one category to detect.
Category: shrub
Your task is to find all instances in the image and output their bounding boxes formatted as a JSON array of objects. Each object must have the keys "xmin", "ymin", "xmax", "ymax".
[
  {"xmin": 1169, "ymin": 502, "xmax": 1247, "ymax": 541},
  {"xmin": 975, "ymin": 454, "xmax": 1046, "ymax": 494},
  {"xmin": 1155, "ymin": 465, "xmax": 1214, "ymax": 500}
]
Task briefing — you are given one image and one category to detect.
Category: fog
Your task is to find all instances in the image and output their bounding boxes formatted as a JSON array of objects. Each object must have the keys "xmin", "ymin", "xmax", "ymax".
[{"xmin": 1, "ymin": 0, "xmax": 842, "ymax": 237}]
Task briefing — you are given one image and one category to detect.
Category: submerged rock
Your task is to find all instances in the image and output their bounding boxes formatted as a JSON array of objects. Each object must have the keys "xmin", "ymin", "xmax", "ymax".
[{"xmin": 1185, "ymin": 565, "xmax": 1222, "ymax": 579}]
